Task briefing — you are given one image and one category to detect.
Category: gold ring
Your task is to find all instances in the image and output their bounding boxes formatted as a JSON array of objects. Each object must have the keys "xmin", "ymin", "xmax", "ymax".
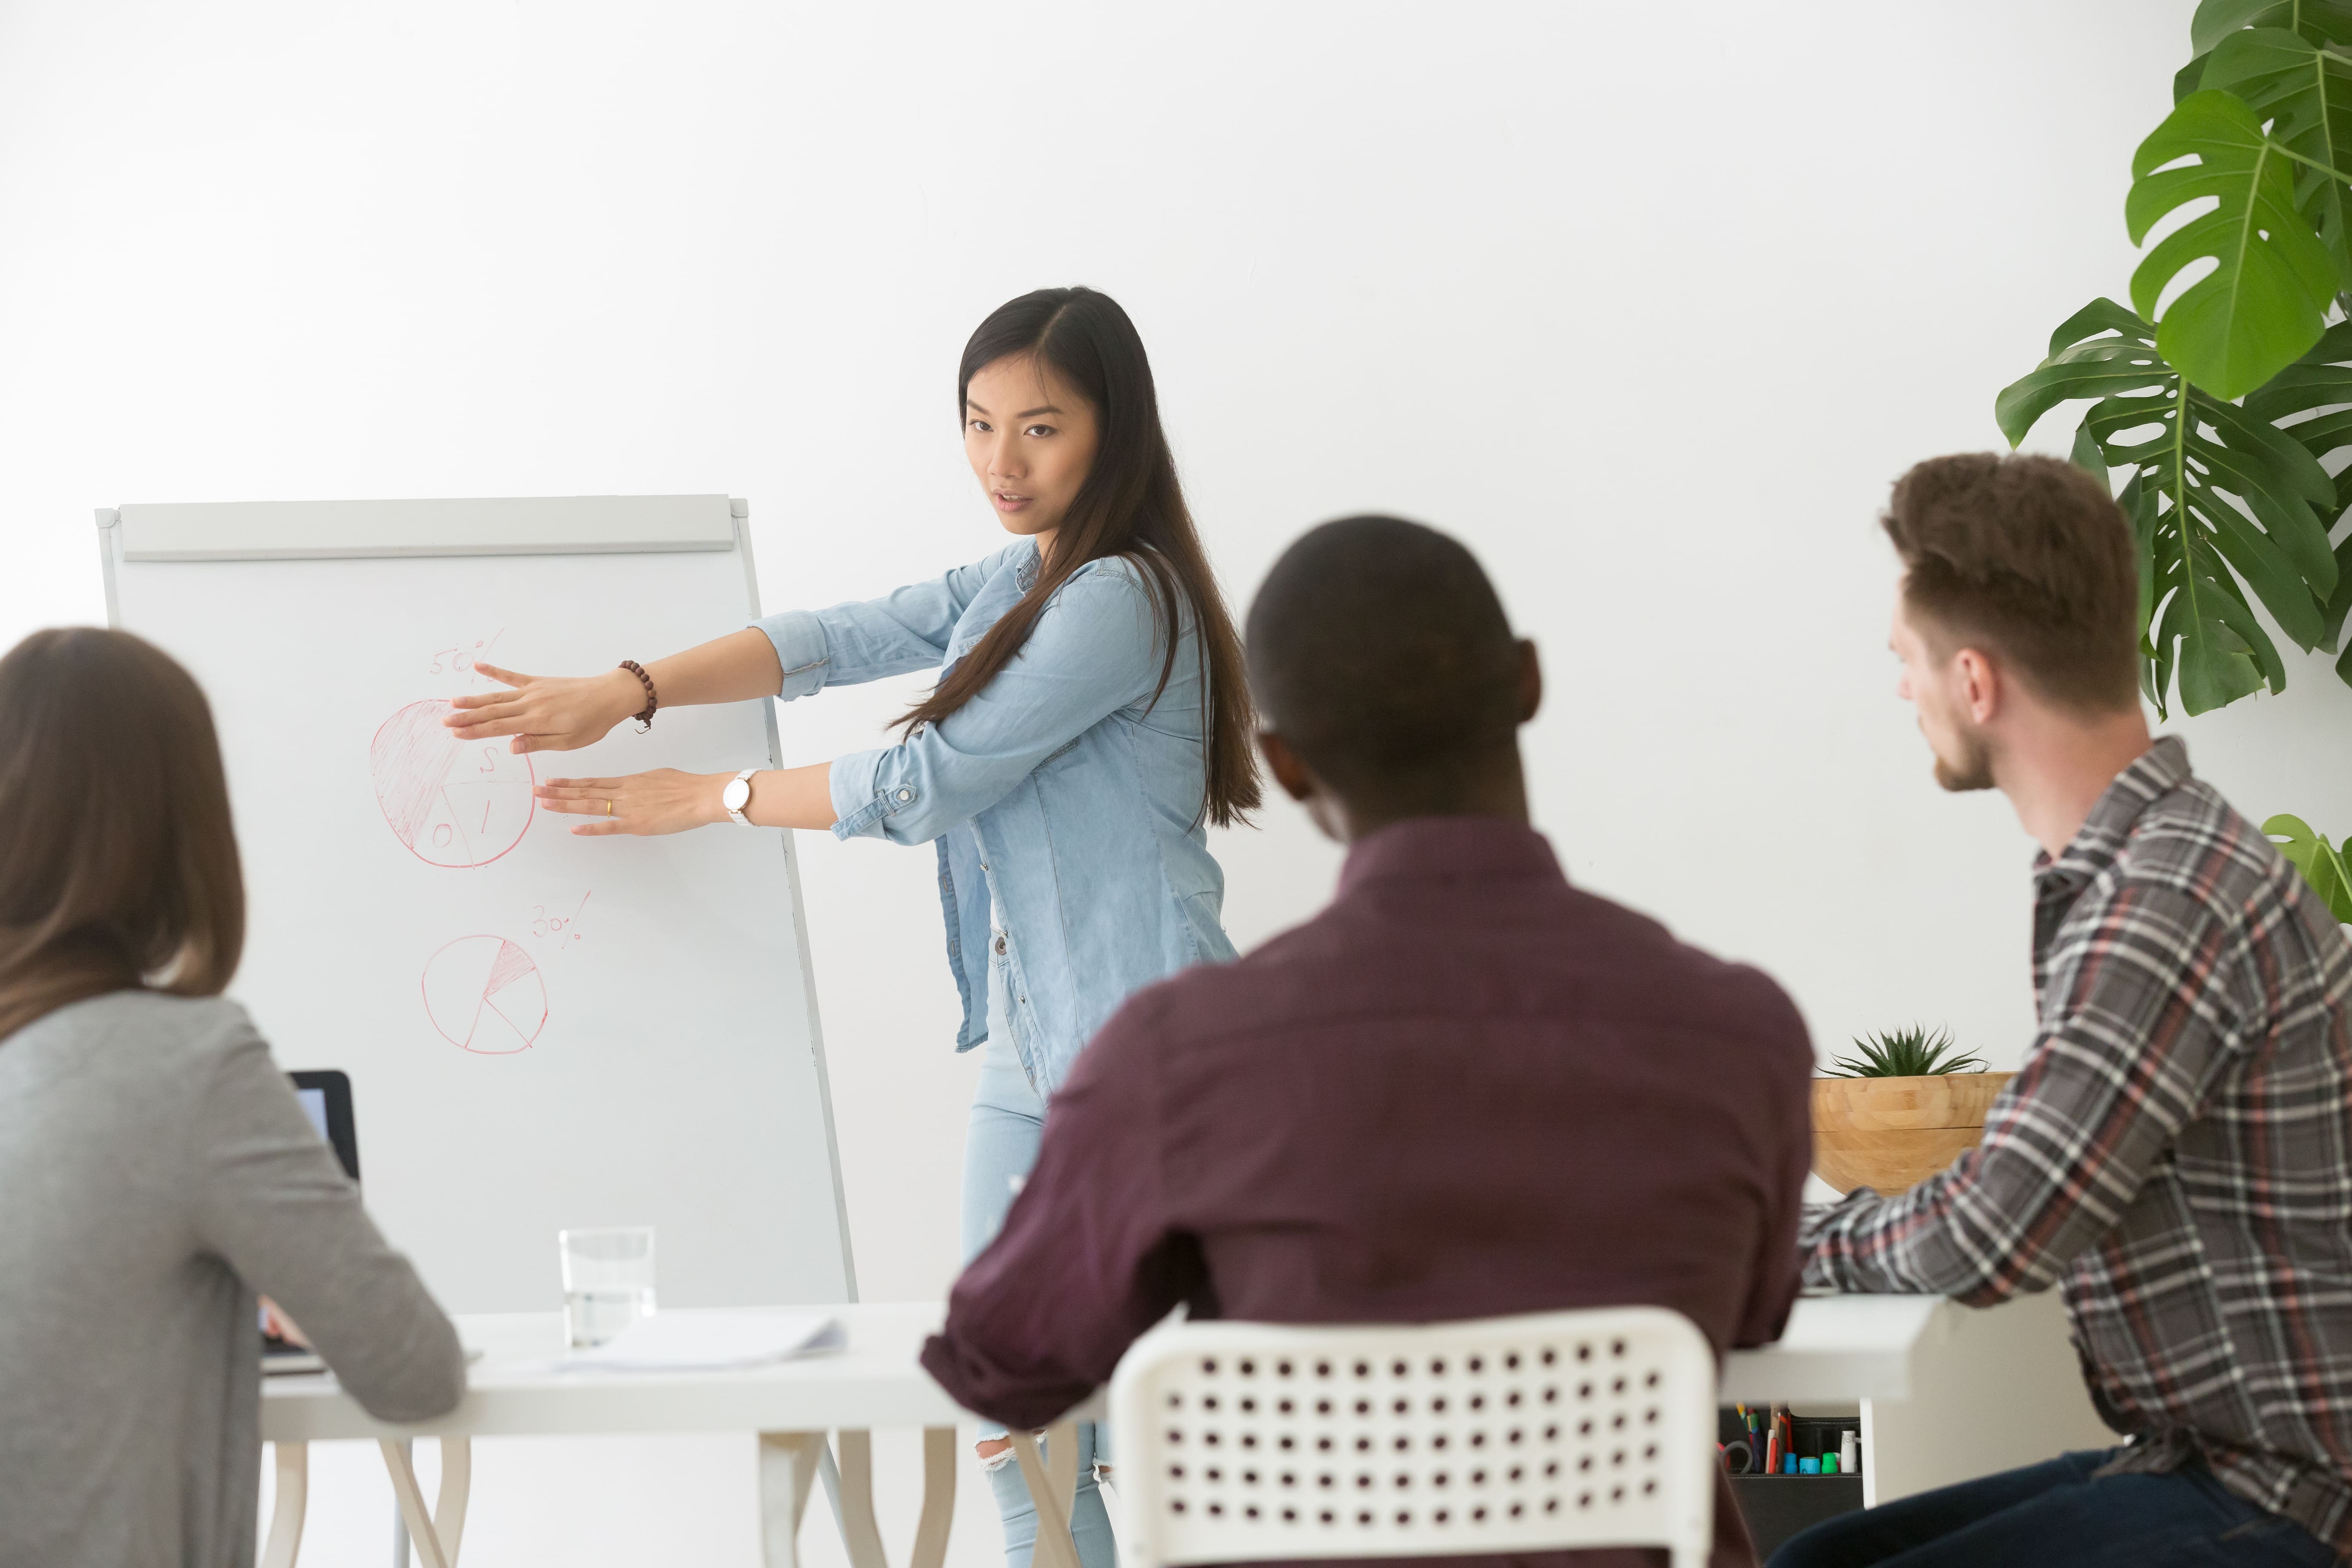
[{"xmin": 605, "ymin": 799, "xmax": 613, "ymax": 816}]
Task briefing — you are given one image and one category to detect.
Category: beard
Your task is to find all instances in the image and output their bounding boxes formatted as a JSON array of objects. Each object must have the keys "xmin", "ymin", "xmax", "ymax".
[{"xmin": 1932, "ymin": 726, "xmax": 1996, "ymax": 793}]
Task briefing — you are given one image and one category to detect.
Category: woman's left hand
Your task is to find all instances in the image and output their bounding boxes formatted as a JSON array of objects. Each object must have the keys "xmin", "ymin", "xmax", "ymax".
[{"xmin": 536, "ymin": 769, "xmax": 723, "ymax": 836}]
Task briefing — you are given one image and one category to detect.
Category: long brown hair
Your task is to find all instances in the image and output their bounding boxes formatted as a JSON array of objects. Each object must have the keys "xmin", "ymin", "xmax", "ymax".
[
  {"xmin": 0, "ymin": 629, "xmax": 245, "ymax": 1041},
  {"xmin": 897, "ymin": 287, "xmax": 1261, "ymax": 828}
]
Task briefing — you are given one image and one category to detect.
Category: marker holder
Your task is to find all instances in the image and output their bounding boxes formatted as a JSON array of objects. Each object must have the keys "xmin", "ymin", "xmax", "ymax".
[{"xmin": 1716, "ymin": 1408, "xmax": 1864, "ymax": 1558}]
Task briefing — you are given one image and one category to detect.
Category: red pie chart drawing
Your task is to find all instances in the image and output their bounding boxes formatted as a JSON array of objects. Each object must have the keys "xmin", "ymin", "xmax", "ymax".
[
  {"xmin": 371, "ymin": 700, "xmax": 535, "ymax": 868},
  {"xmin": 421, "ymin": 936, "xmax": 548, "ymax": 1054}
]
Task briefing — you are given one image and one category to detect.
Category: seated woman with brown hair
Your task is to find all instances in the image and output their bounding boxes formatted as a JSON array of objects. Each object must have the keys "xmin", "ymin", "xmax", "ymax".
[{"xmin": 0, "ymin": 628, "xmax": 464, "ymax": 1568}]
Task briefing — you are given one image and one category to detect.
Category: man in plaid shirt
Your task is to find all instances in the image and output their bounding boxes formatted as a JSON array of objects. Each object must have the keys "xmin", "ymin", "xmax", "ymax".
[{"xmin": 1776, "ymin": 455, "xmax": 2352, "ymax": 1568}]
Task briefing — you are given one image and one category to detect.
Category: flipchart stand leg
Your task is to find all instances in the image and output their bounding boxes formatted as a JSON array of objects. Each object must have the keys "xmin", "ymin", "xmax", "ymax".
[
  {"xmin": 1008, "ymin": 1422, "xmax": 1081, "ymax": 1568},
  {"xmin": 259, "ymin": 1441, "xmax": 308, "ymax": 1568},
  {"xmin": 391, "ymin": 1441, "xmax": 410, "ymax": 1568},
  {"xmin": 820, "ymin": 1441, "xmax": 860, "ymax": 1563},
  {"xmin": 761, "ymin": 1432, "xmax": 829, "ymax": 1568}
]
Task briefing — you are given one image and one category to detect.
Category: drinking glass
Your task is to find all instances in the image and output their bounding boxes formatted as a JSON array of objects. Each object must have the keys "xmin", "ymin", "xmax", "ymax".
[{"xmin": 559, "ymin": 1226, "xmax": 656, "ymax": 1347}]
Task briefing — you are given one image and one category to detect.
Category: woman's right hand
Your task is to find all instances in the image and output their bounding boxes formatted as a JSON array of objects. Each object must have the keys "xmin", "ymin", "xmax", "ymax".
[{"xmin": 444, "ymin": 663, "xmax": 645, "ymax": 754}]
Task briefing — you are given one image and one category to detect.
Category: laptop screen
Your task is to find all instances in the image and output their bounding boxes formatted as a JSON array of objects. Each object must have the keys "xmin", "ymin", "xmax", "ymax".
[
  {"xmin": 264, "ymin": 1070, "xmax": 358, "ymax": 1353},
  {"xmin": 294, "ymin": 1085, "xmax": 331, "ymax": 1145},
  {"xmin": 286, "ymin": 1070, "xmax": 358, "ymax": 1182}
]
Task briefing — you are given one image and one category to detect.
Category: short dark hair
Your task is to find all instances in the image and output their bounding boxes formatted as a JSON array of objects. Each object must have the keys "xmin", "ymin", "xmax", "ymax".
[
  {"xmin": 0, "ymin": 629, "xmax": 245, "ymax": 1042},
  {"xmin": 1883, "ymin": 453, "xmax": 2140, "ymax": 713},
  {"xmin": 1245, "ymin": 516, "xmax": 1521, "ymax": 805}
]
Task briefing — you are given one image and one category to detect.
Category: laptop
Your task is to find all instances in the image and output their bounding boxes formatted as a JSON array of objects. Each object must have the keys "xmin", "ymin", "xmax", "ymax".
[
  {"xmin": 290, "ymin": 1069, "xmax": 360, "ymax": 1182},
  {"xmin": 260, "ymin": 1069, "xmax": 356, "ymax": 1374}
]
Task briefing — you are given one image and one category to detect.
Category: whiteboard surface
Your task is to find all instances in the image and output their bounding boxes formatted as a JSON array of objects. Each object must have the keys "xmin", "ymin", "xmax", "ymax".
[{"xmin": 105, "ymin": 500, "xmax": 851, "ymax": 1314}]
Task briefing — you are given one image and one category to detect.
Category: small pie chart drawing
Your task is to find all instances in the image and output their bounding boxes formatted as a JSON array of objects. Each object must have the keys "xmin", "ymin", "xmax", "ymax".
[
  {"xmin": 371, "ymin": 699, "xmax": 536, "ymax": 868},
  {"xmin": 421, "ymin": 936, "xmax": 548, "ymax": 1055}
]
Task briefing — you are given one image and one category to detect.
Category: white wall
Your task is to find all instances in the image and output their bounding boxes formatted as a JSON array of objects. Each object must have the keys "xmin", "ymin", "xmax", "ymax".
[{"xmin": 8, "ymin": 2, "xmax": 2326, "ymax": 1564}]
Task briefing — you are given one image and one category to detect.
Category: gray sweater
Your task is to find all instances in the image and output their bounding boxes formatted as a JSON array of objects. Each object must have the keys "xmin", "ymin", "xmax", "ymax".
[{"xmin": 0, "ymin": 991, "xmax": 465, "ymax": 1568}]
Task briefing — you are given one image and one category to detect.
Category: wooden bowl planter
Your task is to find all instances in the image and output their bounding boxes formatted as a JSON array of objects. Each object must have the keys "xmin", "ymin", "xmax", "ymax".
[{"xmin": 1811, "ymin": 1072, "xmax": 2015, "ymax": 1195}]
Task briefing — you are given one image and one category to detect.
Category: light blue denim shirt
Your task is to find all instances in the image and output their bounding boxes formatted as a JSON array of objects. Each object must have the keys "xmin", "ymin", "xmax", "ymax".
[{"xmin": 754, "ymin": 538, "xmax": 1235, "ymax": 1093}]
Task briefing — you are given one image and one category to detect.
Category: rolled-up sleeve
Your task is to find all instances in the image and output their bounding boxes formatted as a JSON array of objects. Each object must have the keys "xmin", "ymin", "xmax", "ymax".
[
  {"xmin": 750, "ymin": 549, "xmax": 1009, "ymax": 700},
  {"xmin": 757, "ymin": 610, "xmax": 832, "ymax": 701},
  {"xmin": 830, "ymin": 566, "xmax": 1164, "ymax": 845}
]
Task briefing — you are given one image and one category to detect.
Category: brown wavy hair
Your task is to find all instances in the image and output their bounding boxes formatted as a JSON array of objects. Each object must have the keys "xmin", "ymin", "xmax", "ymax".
[
  {"xmin": 0, "ymin": 629, "xmax": 245, "ymax": 1042},
  {"xmin": 895, "ymin": 287, "xmax": 1261, "ymax": 828},
  {"xmin": 1883, "ymin": 453, "xmax": 2141, "ymax": 714}
]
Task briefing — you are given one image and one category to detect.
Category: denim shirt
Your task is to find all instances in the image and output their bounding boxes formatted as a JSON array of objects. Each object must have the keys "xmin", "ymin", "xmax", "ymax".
[{"xmin": 754, "ymin": 538, "xmax": 1235, "ymax": 1094}]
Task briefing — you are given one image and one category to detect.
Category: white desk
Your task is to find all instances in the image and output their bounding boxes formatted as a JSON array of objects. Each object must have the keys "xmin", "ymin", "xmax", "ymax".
[
  {"xmin": 260, "ymin": 1303, "xmax": 973, "ymax": 1568},
  {"xmin": 262, "ymin": 1292, "xmax": 2110, "ymax": 1566},
  {"xmin": 1722, "ymin": 1291, "xmax": 2115, "ymax": 1506}
]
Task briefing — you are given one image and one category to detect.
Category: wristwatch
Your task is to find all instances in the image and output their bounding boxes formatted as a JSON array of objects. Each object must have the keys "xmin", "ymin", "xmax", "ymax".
[{"xmin": 722, "ymin": 768, "xmax": 758, "ymax": 826}]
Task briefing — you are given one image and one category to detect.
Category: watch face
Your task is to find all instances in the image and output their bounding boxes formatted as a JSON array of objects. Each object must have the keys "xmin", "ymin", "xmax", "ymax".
[{"xmin": 723, "ymin": 777, "xmax": 751, "ymax": 812}]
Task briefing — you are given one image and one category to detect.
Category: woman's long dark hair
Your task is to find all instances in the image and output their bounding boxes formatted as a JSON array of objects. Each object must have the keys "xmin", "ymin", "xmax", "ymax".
[{"xmin": 896, "ymin": 287, "xmax": 1260, "ymax": 828}]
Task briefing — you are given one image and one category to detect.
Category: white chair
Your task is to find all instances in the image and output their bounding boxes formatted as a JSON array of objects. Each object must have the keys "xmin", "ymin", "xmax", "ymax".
[{"xmin": 1108, "ymin": 1307, "xmax": 1718, "ymax": 1568}]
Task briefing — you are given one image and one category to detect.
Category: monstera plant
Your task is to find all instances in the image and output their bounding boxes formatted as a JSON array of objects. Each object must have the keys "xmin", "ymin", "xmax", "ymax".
[
  {"xmin": 2270, "ymin": 814, "xmax": 2352, "ymax": 916},
  {"xmin": 1995, "ymin": 1, "xmax": 2352, "ymax": 912}
]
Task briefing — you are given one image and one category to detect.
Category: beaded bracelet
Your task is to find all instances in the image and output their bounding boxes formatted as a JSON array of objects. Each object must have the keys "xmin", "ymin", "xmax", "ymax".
[{"xmin": 618, "ymin": 660, "xmax": 658, "ymax": 732}]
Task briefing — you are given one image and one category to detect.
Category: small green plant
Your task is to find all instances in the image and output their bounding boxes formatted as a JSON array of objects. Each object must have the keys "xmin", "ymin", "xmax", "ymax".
[
  {"xmin": 2265, "ymin": 815, "xmax": 2352, "ymax": 922},
  {"xmin": 1827, "ymin": 1026, "xmax": 1988, "ymax": 1079}
]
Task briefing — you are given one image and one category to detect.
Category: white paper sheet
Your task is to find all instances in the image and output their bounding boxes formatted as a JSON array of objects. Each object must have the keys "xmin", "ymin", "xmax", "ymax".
[{"xmin": 559, "ymin": 1311, "xmax": 845, "ymax": 1372}]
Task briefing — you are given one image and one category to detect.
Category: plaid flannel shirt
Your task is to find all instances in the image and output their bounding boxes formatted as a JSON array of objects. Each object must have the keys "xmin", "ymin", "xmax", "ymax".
[{"xmin": 1803, "ymin": 738, "xmax": 2352, "ymax": 1555}]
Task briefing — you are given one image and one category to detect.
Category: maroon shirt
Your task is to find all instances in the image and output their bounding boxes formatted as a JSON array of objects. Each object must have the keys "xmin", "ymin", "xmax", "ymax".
[{"xmin": 922, "ymin": 818, "xmax": 1815, "ymax": 1568}]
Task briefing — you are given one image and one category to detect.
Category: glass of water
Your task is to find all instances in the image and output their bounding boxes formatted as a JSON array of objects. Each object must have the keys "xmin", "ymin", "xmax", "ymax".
[{"xmin": 559, "ymin": 1226, "xmax": 656, "ymax": 1347}]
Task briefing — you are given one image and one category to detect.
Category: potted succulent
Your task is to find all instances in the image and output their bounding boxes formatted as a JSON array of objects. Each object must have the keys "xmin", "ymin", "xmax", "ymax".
[{"xmin": 1811, "ymin": 1028, "xmax": 2014, "ymax": 1196}]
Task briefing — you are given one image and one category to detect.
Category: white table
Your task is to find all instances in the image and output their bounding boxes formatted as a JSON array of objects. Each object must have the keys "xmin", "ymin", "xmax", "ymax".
[
  {"xmin": 1722, "ymin": 1290, "xmax": 2115, "ymax": 1506},
  {"xmin": 263, "ymin": 1292, "xmax": 2107, "ymax": 1566},
  {"xmin": 259, "ymin": 1302, "xmax": 998, "ymax": 1568}
]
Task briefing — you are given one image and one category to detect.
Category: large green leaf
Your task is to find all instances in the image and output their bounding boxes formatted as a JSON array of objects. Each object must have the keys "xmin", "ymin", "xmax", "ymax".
[
  {"xmin": 2192, "ymin": 0, "xmax": 2352, "ymax": 54},
  {"xmin": 2181, "ymin": 1, "xmax": 2352, "ymax": 97},
  {"xmin": 2128, "ymin": 90, "xmax": 2339, "ymax": 398},
  {"xmin": 2242, "ymin": 319, "xmax": 2352, "ymax": 669},
  {"xmin": 1995, "ymin": 298, "xmax": 2337, "ymax": 715},
  {"xmin": 2199, "ymin": 28, "xmax": 2352, "ymax": 292},
  {"xmin": 2263, "ymin": 812, "xmax": 2352, "ymax": 919}
]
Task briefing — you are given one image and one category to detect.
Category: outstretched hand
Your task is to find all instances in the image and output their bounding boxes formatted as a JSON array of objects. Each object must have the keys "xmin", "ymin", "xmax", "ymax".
[
  {"xmin": 537, "ymin": 770, "xmax": 723, "ymax": 836},
  {"xmin": 444, "ymin": 663, "xmax": 641, "ymax": 754}
]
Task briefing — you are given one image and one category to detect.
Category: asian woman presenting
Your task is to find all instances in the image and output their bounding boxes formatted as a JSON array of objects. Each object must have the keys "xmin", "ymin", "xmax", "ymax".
[{"xmin": 443, "ymin": 285, "xmax": 1258, "ymax": 1568}]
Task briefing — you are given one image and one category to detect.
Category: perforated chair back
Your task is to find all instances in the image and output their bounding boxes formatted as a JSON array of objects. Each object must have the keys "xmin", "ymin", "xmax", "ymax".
[{"xmin": 1109, "ymin": 1307, "xmax": 1716, "ymax": 1568}]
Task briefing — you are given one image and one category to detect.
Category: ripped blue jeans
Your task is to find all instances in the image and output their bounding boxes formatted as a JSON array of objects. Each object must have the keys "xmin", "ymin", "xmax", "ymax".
[{"xmin": 962, "ymin": 1017, "xmax": 1118, "ymax": 1568}]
